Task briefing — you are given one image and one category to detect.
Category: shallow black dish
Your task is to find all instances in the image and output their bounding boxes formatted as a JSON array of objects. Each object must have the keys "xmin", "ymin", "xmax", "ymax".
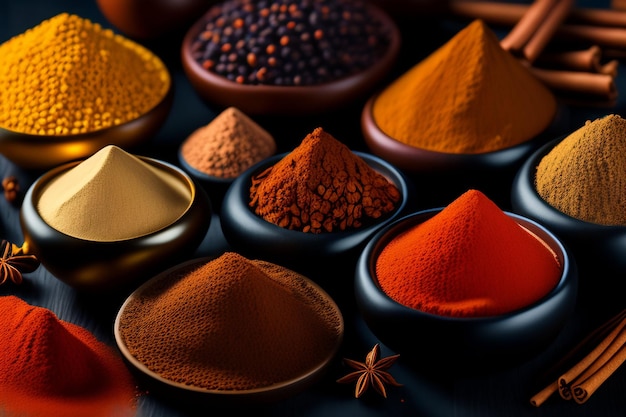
[
  {"xmin": 511, "ymin": 137, "xmax": 626, "ymax": 305},
  {"xmin": 220, "ymin": 152, "xmax": 415, "ymax": 277},
  {"xmin": 20, "ymin": 156, "xmax": 211, "ymax": 292},
  {"xmin": 354, "ymin": 208, "xmax": 578, "ymax": 372}
]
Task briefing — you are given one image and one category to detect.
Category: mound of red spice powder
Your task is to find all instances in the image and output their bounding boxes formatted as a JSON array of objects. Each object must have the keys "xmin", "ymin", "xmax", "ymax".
[
  {"xmin": 375, "ymin": 189, "xmax": 562, "ymax": 318},
  {"xmin": 0, "ymin": 296, "xmax": 137, "ymax": 417},
  {"xmin": 249, "ymin": 127, "xmax": 401, "ymax": 233}
]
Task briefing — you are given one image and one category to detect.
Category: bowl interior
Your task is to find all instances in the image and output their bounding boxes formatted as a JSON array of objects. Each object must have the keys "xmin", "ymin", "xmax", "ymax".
[
  {"xmin": 180, "ymin": 2, "xmax": 401, "ymax": 116},
  {"xmin": 114, "ymin": 257, "xmax": 344, "ymax": 404}
]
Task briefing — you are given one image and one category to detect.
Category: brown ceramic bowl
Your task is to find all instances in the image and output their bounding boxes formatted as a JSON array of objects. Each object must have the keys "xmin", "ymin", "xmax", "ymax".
[
  {"xmin": 19, "ymin": 155, "xmax": 211, "ymax": 292},
  {"xmin": 180, "ymin": 2, "xmax": 401, "ymax": 116},
  {"xmin": 0, "ymin": 84, "xmax": 173, "ymax": 172},
  {"xmin": 114, "ymin": 257, "xmax": 344, "ymax": 405},
  {"xmin": 361, "ymin": 94, "xmax": 566, "ymax": 206}
]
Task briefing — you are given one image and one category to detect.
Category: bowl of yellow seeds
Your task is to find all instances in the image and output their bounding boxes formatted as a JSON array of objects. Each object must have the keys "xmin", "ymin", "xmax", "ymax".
[{"xmin": 0, "ymin": 13, "xmax": 172, "ymax": 171}]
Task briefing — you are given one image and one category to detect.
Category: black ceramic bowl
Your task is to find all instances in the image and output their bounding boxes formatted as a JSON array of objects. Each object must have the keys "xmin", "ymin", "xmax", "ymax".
[
  {"xmin": 20, "ymin": 156, "xmax": 211, "ymax": 292},
  {"xmin": 114, "ymin": 257, "xmax": 344, "ymax": 406},
  {"xmin": 0, "ymin": 86, "xmax": 173, "ymax": 172},
  {"xmin": 180, "ymin": 1, "xmax": 401, "ymax": 116},
  {"xmin": 220, "ymin": 152, "xmax": 414, "ymax": 277},
  {"xmin": 361, "ymin": 95, "xmax": 566, "ymax": 207},
  {"xmin": 354, "ymin": 208, "xmax": 578, "ymax": 371},
  {"xmin": 512, "ymin": 137, "xmax": 626, "ymax": 304}
]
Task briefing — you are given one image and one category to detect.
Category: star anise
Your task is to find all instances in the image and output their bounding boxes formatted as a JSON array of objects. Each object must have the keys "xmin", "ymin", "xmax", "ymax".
[
  {"xmin": 337, "ymin": 343, "xmax": 402, "ymax": 398},
  {"xmin": 0, "ymin": 240, "xmax": 39, "ymax": 285}
]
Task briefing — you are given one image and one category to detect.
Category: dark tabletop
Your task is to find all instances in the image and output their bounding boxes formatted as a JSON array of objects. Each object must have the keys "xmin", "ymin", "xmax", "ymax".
[{"xmin": 2, "ymin": 1, "xmax": 626, "ymax": 416}]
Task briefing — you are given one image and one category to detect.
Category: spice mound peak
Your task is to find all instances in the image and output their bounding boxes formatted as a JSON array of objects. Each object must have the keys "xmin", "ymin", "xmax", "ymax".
[
  {"xmin": 117, "ymin": 252, "xmax": 343, "ymax": 393},
  {"xmin": 181, "ymin": 107, "xmax": 276, "ymax": 179},
  {"xmin": 376, "ymin": 189, "xmax": 562, "ymax": 318},
  {"xmin": 0, "ymin": 296, "xmax": 137, "ymax": 417},
  {"xmin": 36, "ymin": 145, "xmax": 192, "ymax": 241},
  {"xmin": 0, "ymin": 12, "xmax": 170, "ymax": 136},
  {"xmin": 373, "ymin": 19, "xmax": 557, "ymax": 154},
  {"xmin": 249, "ymin": 127, "xmax": 401, "ymax": 233},
  {"xmin": 536, "ymin": 114, "xmax": 626, "ymax": 226}
]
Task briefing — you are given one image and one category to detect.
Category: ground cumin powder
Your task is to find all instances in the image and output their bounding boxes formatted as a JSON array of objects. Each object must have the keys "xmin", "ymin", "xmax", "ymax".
[
  {"xmin": 37, "ymin": 145, "xmax": 191, "ymax": 241},
  {"xmin": 117, "ymin": 252, "xmax": 343, "ymax": 391},
  {"xmin": 249, "ymin": 127, "xmax": 401, "ymax": 233},
  {"xmin": 180, "ymin": 107, "xmax": 276, "ymax": 179},
  {"xmin": 372, "ymin": 19, "xmax": 556, "ymax": 154},
  {"xmin": 535, "ymin": 114, "xmax": 626, "ymax": 226},
  {"xmin": 376, "ymin": 189, "xmax": 562, "ymax": 318},
  {"xmin": 0, "ymin": 13, "xmax": 170, "ymax": 135},
  {"xmin": 0, "ymin": 296, "xmax": 137, "ymax": 417}
]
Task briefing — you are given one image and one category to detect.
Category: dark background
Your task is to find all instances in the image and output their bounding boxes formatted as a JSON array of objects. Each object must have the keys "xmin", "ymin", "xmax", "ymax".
[{"xmin": 1, "ymin": 1, "xmax": 626, "ymax": 416}]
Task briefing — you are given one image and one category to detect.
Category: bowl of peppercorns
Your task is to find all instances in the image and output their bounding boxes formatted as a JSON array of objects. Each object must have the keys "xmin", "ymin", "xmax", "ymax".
[{"xmin": 181, "ymin": 0, "xmax": 401, "ymax": 116}]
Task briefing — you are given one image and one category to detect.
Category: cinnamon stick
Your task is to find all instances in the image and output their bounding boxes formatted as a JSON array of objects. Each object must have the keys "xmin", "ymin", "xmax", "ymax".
[
  {"xmin": 535, "ymin": 45, "xmax": 602, "ymax": 72},
  {"xmin": 557, "ymin": 315, "xmax": 626, "ymax": 399},
  {"xmin": 529, "ymin": 309, "xmax": 626, "ymax": 407},
  {"xmin": 449, "ymin": 0, "xmax": 626, "ymax": 50},
  {"xmin": 500, "ymin": 0, "xmax": 560, "ymax": 54},
  {"xmin": 521, "ymin": 0, "xmax": 574, "ymax": 63},
  {"xmin": 449, "ymin": 0, "xmax": 626, "ymax": 28},
  {"xmin": 572, "ymin": 343, "xmax": 626, "ymax": 404},
  {"xmin": 529, "ymin": 67, "xmax": 617, "ymax": 100}
]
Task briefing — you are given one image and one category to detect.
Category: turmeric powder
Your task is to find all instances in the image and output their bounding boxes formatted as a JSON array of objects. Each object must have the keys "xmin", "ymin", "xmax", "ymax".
[
  {"xmin": 0, "ymin": 13, "xmax": 170, "ymax": 136},
  {"xmin": 372, "ymin": 19, "xmax": 557, "ymax": 154}
]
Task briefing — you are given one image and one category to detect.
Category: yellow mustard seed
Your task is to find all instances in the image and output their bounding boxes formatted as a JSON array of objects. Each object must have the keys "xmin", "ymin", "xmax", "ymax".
[{"xmin": 0, "ymin": 13, "xmax": 170, "ymax": 136}]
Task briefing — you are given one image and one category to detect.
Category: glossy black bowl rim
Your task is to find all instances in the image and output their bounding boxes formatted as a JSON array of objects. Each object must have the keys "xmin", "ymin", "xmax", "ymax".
[
  {"xmin": 220, "ymin": 151, "xmax": 413, "ymax": 258},
  {"xmin": 361, "ymin": 94, "xmax": 566, "ymax": 174},
  {"xmin": 19, "ymin": 155, "xmax": 213, "ymax": 291},
  {"xmin": 22, "ymin": 155, "xmax": 202, "ymax": 243},
  {"xmin": 355, "ymin": 208, "xmax": 576, "ymax": 323},
  {"xmin": 512, "ymin": 136, "xmax": 626, "ymax": 236}
]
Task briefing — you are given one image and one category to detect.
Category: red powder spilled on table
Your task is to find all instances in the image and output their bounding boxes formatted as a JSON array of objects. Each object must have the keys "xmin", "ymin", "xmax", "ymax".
[
  {"xmin": 0, "ymin": 296, "xmax": 137, "ymax": 417},
  {"xmin": 375, "ymin": 190, "xmax": 562, "ymax": 317}
]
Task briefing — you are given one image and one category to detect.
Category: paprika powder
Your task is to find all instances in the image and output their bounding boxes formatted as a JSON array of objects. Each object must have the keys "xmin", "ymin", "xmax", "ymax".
[
  {"xmin": 375, "ymin": 189, "xmax": 562, "ymax": 318},
  {"xmin": 0, "ymin": 296, "xmax": 137, "ymax": 417},
  {"xmin": 249, "ymin": 127, "xmax": 401, "ymax": 233}
]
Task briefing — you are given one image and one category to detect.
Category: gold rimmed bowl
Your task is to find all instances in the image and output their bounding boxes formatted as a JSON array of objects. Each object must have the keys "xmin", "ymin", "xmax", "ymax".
[
  {"xmin": 19, "ymin": 154, "xmax": 211, "ymax": 292},
  {"xmin": 180, "ymin": 1, "xmax": 401, "ymax": 116},
  {"xmin": 361, "ymin": 95, "xmax": 566, "ymax": 206},
  {"xmin": 0, "ymin": 86, "xmax": 173, "ymax": 172}
]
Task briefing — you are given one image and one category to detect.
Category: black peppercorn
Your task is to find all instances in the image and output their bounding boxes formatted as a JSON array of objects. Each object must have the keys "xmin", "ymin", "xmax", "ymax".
[{"xmin": 190, "ymin": 0, "xmax": 392, "ymax": 86}]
